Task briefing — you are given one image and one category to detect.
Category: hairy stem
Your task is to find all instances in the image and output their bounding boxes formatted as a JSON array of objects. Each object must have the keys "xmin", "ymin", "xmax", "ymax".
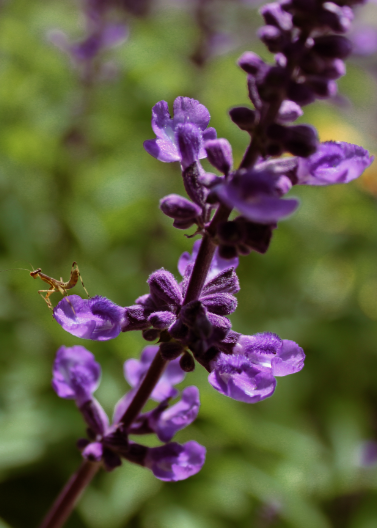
[
  {"xmin": 120, "ymin": 349, "xmax": 167, "ymax": 428},
  {"xmin": 39, "ymin": 460, "xmax": 100, "ymax": 528}
]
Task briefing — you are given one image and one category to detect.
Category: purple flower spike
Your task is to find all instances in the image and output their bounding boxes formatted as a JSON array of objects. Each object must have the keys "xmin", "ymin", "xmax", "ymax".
[
  {"xmin": 296, "ymin": 141, "xmax": 373, "ymax": 186},
  {"xmin": 143, "ymin": 97, "xmax": 216, "ymax": 166},
  {"xmin": 124, "ymin": 346, "xmax": 185, "ymax": 402},
  {"xmin": 54, "ymin": 295, "xmax": 125, "ymax": 341},
  {"xmin": 153, "ymin": 386, "xmax": 200, "ymax": 442},
  {"xmin": 178, "ymin": 239, "xmax": 239, "ymax": 283},
  {"xmin": 238, "ymin": 333, "xmax": 305, "ymax": 377},
  {"xmin": 52, "ymin": 345, "xmax": 101, "ymax": 406},
  {"xmin": 215, "ymin": 170, "xmax": 299, "ymax": 225},
  {"xmin": 208, "ymin": 353, "xmax": 276, "ymax": 403},
  {"xmin": 145, "ymin": 440, "xmax": 206, "ymax": 481}
]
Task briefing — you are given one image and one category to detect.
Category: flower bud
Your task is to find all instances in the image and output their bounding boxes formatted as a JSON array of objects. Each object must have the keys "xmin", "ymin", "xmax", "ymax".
[
  {"xmin": 287, "ymin": 81, "xmax": 315, "ymax": 106},
  {"xmin": 123, "ymin": 305, "xmax": 150, "ymax": 332},
  {"xmin": 148, "ymin": 311, "xmax": 176, "ymax": 330},
  {"xmin": 228, "ymin": 106, "xmax": 256, "ymax": 131},
  {"xmin": 277, "ymin": 100, "xmax": 303, "ymax": 123},
  {"xmin": 180, "ymin": 351, "xmax": 195, "ymax": 372},
  {"xmin": 169, "ymin": 319, "xmax": 189, "ymax": 340},
  {"xmin": 260, "ymin": 2, "xmax": 293, "ymax": 31},
  {"xmin": 305, "ymin": 77, "xmax": 337, "ymax": 98},
  {"xmin": 160, "ymin": 342, "xmax": 184, "ymax": 360},
  {"xmin": 148, "ymin": 269, "xmax": 183, "ymax": 307},
  {"xmin": 283, "ymin": 125, "xmax": 318, "ymax": 157},
  {"xmin": 312, "ymin": 35, "xmax": 352, "ymax": 59},
  {"xmin": 257, "ymin": 66, "xmax": 289, "ymax": 102},
  {"xmin": 238, "ymin": 51, "xmax": 266, "ymax": 75},
  {"xmin": 160, "ymin": 194, "xmax": 202, "ymax": 221},
  {"xmin": 204, "ymin": 139, "xmax": 233, "ymax": 176},
  {"xmin": 217, "ymin": 221, "xmax": 243, "ymax": 245},
  {"xmin": 142, "ymin": 328, "xmax": 161, "ymax": 342},
  {"xmin": 258, "ymin": 25, "xmax": 287, "ymax": 53}
]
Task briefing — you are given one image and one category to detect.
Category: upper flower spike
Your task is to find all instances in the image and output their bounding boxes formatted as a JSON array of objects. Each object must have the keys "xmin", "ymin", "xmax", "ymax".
[{"xmin": 143, "ymin": 97, "xmax": 216, "ymax": 168}]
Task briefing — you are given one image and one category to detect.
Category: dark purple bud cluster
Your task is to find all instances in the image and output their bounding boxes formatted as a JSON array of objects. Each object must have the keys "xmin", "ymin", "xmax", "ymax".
[
  {"xmin": 53, "ymin": 345, "xmax": 206, "ymax": 480},
  {"xmin": 233, "ymin": 0, "xmax": 364, "ymax": 160}
]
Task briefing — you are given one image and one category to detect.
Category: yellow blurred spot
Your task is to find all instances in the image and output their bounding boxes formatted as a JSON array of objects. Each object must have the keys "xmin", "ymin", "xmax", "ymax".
[{"xmin": 358, "ymin": 280, "xmax": 377, "ymax": 320}]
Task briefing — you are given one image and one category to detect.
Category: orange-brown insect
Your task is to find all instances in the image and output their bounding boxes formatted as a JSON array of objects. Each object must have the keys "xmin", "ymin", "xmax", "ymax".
[{"xmin": 29, "ymin": 261, "xmax": 90, "ymax": 311}]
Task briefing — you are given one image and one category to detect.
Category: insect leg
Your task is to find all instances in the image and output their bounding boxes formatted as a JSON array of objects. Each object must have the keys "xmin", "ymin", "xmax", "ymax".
[
  {"xmin": 72, "ymin": 261, "xmax": 90, "ymax": 298},
  {"xmin": 38, "ymin": 287, "xmax": 55, "ymax": 311}
]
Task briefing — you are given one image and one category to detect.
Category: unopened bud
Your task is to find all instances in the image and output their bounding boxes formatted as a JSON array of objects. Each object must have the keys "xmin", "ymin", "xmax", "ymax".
[
  {"xmin": 180, "ymin": 351, "xmax": 195, "ymax": 372},
  {"xmin": 313, "ymin": 35, "xmax": 352, "ymax": 59},
  {"xmin": 142, "ymin": 328, "xmax": 161, "ymax": 342},
  {"xmin": 159, "ymin": 341, "xmax": 184, "ymax": 360},
  {"xmin": 160, "ymin": 194, "xmax": 202, "ymax": 221},
  {"xmin": 283, "ymin": 124, "xmax": 318, "ymax": 157},
  {"xmin": 205, "ymin": 139, "xmax": 233, "ymax": 175},
  {"xmin": 228, "ymin": 106, "xmax": 256, "ymax": 131},
  {"xmin": 238, "ymin": 51, "xmax": 266, "ymax": 75}
]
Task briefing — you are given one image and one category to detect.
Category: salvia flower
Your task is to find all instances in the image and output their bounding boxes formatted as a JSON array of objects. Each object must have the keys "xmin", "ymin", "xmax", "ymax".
[
  {"xmin": 144, "ymin": 441, "xmax": 206, "ymax": 481},
  {"xmin": 52, "ymin": 345, "xmax": 205, "ymax": 480},
  {"xmin": 54, "ymin": 295, "xmax": 125, "ymax": 341},
  {"xmin": 296, "ymin": 141, "xmax": 374, "ymax": 186},
  {"xmin": 52, "ymin": 345, "xmax": 101, "ymax": 405},
  {"xmin": 215, "ymin": 168, "xmax": 299, "ymax": 224},
  {"xmin": 208, "ymin": 332, "xmax": 305, "ymax": 403},
  {"xmin": 143, "ymin": 97, "xmax": 216, "ymax": 168}
]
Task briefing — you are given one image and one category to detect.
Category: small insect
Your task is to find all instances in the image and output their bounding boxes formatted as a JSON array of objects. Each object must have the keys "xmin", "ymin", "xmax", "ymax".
[
  {"xmin": 29, "ymin": 261, "xmax": 90, "ymax": 311},
  {"xmin": 1, "ymin": 262, "xmax": 90, "ymax": 312}
]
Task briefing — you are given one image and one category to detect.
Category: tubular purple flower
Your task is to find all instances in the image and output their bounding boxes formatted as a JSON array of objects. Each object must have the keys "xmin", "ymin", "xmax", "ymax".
[
  {"xmin": 144, "ymin": 440, "xmax": 206, "ymax": 481},
  {"xmin": 296, "ymin": 141, "xmax": 374, "ymax": 185},
  {"xmin": 54, "ymin": 295, "xmax": 125, "ymax": 341},
  {"xmin": 204, "ymin": 139, "xmax": 233, "ymax": 176},
  {"xmin": 144, "ymin": 386, "xmax": 200, "ymax": 442},
  {"xmin": 160, "ymin": 194, "xmax": 202, "ymax": 221},
  {"xmin": 208, "ymin": 353, "xmax": 277, "ymax": 403},
  {"xmin": 52, "ymin": 345, "xmax": 101, "ymax": 406},
  {"xmin": 143, "ymin": 97, "xmax": 216, "ymax": 166},
  {"xmin": 237, "ymin": 332, "xmax": 305, "ymax": 376},
  {"xmin": 124, "ymin": 346, "xmax": 185, "ymax": 402},
  {"xmin": 215, "ymin": 169, "xmax": 299, "ymax": 224}
]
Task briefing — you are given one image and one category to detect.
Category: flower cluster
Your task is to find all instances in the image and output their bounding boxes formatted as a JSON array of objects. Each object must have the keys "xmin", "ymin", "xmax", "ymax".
[
  {"xmin": 49, "ymin": 0, "xmax": 373, "ymax": 487},
  {"xmin": 53, "ymin": 345, "xmax": 205, "ymax": 480}
]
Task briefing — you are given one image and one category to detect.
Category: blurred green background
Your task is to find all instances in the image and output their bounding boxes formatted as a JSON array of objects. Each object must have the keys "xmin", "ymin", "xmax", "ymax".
[{"xmin": 2, "ymin": 1, "xmax": 377, "ymax": 527}]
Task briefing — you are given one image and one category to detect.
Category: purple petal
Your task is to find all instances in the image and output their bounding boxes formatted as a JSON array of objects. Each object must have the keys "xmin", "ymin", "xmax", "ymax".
[
  {"xmin": 113, "ymin": 389, "xmax": 136, "ymax": 424},
  {"xmin": 271, "ymin": 339, "xmax": 305, "ymax": 376},
  {"xmin": 143, "ymin": 139, "xmax": 180, "ymax": 163},
  {"xmin": 208, "ymin": 353, "xmax": 276, "ymax": 403},
  {"xmin": 52, "ymin": 345, "xmax": 101, "ymax": 405},
  {"xmin": 202, "ymin": 127, "xmax": 217, "ymax": 141},
  {"xmin": 152, "ymin": 386, "xmax": 200, "ymax": 442},
  {"xmin": 145, "ymin": 440, "xmax": 206, "ymax": 481},
  {"xmin": 237, "ymin": 332, "xmax": 282, "ymax": 368},
  {"xmin": 54, "ymin": 295, "xmax": 125, "ymax": 341},
  {"xmin": 150, "ymin": 100, "xmax": 173, "ymax": 139},
  {"xmin": 297, "ymin": 141, "xmax": 374, "ymax": 186},
  {"xmin": 80, "ymin": 397, "xmax": 109, "ymax": 436},
  {"xmin": 172, "ymin": 97, "xmax": 210, "ymax": 131},
  {"xmin": 124, "ymin": 346, "xmax": 185, "ymax": 402},
  {"xmin": 216, "ymin": 181, "xmax": 299, "ymax": 224},
  {"xmin": 175, "ymin": 123, "xmax": 204, "ymax": 168}
]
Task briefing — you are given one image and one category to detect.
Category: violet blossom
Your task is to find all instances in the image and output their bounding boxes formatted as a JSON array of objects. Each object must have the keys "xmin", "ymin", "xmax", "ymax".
[
  {"xmin": 144, "ymin": 441, "xmax": 206, "ymax": 481},
  {"xmin": 143, "ymin": 97, "xmax": 217, "ymax": 168},
  {"xmin": 208, "ymin": 332, "xmax": 305, "ymax": 403},
  {"xmin": 296, "ymin": 141, "xmax": 374, "ymax": 186},
  {"xmin": 54, "ymin": 295, "xmax": 125, "ymax": 341},
  {"xmin": 52, "ymin": 345, "xmax": 205, "ymax": 480}
]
